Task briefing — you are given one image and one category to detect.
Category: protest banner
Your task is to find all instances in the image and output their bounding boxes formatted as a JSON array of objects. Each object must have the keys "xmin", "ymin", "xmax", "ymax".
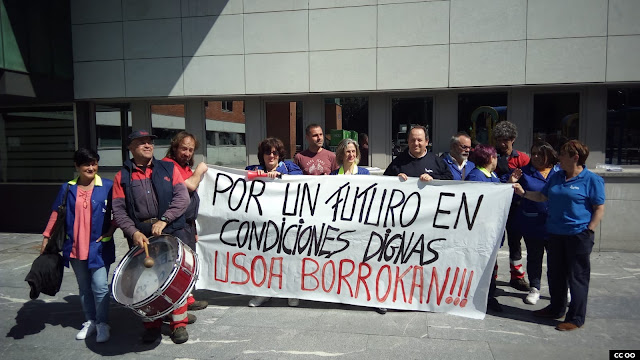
[{"xmin": 196, "ymin": 166, "xmax": 512, "ymax": 319}]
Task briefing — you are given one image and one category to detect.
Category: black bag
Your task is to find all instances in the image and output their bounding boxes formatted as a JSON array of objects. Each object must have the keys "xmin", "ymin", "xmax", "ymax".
[
  {"xmin": 24, "ymin": 184, "xmax": 70, "ymax": 299},
  {"xmin": 45, "ymin": 184, "xmax": 70, "ymax": 253}
]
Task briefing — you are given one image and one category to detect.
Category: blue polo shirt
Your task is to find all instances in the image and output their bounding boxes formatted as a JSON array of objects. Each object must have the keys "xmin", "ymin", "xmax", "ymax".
[{"xmin": 541, "ymin": 168, "xmax": 605, "ymax": 235}]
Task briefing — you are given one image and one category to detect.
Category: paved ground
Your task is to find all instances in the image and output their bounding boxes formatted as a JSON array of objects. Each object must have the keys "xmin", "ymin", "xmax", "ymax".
[{"xmin": 1, "ymin": 231, "xmax": 639, "ymax": 360}]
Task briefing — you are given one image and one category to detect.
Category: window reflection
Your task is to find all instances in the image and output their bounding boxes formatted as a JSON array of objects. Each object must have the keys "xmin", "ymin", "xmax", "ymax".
[
  {"xmin": 607, "ymin": 89, "xmax": 640, "ymax": 165},
  {"xmin": 206, "ymin": 100, "xmax": 246, "ymax": 168},
  {"xmin": 0, "ymin": 108, "xmax": 75, "ymax": 182},
  {"xmin": 458, "ymin": 93, "xmax": 508, "ymax": 146},
  {"xmin": 391, "ymin": 97, "xmax": 433, "ymax": 158},
  {"xmin": 151, "ymin": 104, "xmax": 185, "ymax": 159},
  {"xmin": 324, "ymin": 97, "xmax": 369, "ymax": 165},
  {"xmin": 96, "ymin": 104, "xmax": 131, "ymax": 167},
  {"xmin": 533, "ymin": 93, "xmax": 580, "ymax": 151}
]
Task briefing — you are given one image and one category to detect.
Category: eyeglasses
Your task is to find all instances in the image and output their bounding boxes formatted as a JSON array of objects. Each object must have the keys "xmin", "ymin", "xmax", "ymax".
[
  {"xmin": 266, "ymin": 151, "xmax": 278, "ymax": 156},
  {"xmin": 458, "ymin": 145, "xmax": 471, "ymax": 150},
  {"xmin": 135, "ymin": 139, "xmax": 154, "ymax": 146}
]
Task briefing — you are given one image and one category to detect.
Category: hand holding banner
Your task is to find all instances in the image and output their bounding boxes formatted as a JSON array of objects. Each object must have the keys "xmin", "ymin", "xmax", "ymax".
[{"xmin": 196, "ymin": 166, "xmax": 512, "ymax": 319}]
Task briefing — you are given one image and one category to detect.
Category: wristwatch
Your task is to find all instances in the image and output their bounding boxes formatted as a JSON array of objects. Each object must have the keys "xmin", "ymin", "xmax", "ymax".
[{"xmin": 160, "ymin": 216, "xmax": 169, "ymax": 223}]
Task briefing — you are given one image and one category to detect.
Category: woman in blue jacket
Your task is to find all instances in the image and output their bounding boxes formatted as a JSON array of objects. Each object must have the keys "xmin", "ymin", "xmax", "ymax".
[
  {"xmin": 512, "ymin": 141, "xmax": 559, "ymax": 305},
  {"xmin": 465, "ymin": 144, "xmax": 502, "ymax": 312},
  {"xmin": 245, "ymin": 137, "xmax": 303, "ymax": 178},
  {"xmin": 41, "ymin": 148, "xmax": 116, "ymax": 343},
  {"xmin": 246, "ymin": 137, "xmax": 302, "ymax": 308}
]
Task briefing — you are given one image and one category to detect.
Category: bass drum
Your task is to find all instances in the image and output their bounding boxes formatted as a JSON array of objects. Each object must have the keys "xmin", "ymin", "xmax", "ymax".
[{"xmin": 111, "ymin": 234, "xmax": 199, "ymax": 320}]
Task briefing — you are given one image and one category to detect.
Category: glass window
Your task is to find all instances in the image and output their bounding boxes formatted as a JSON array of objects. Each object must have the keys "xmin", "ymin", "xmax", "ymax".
[
  {"xmin": 151, "ymin": 104, "xmax": 186, "ymax": 160},
  {"xmin": 265, "ymin": 101, "xmax": 302, "ymax": 160},
  {"xmin": 222, "ymin": 100, "xmax": 233, "ymax": 112},
  {"xmin": 458, "ymin": 93, "xmax": 508, "ymax": 146},
  {"xmin": 324, "ymin": 97, "xmax": 369, "ymax": 166},
  {"xmin": 606, "ymin": 88, "xmax": 640, "ymax": 165},
  {"xmin": 0, "ymin": 108, "xmax": 75, "ymax": 182},
  {"xmin": 391, "ymin": 97, "xmax": 433, "ymax": 158},
  {"xmin": 96, "ymin": 104, "xmax": 131, "ymax": 167},
  {"xmin": 205, "ymin": 100, "xmax": 246, "ymax": 168},
  {"xmin": 533, "ymin": 93, "xmax": 580, "ymax": 151}
]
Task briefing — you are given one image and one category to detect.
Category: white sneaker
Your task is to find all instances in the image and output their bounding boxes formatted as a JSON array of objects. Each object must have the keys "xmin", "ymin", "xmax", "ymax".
[
  {"xmin": 76, "ymin": 320, "xmax": 96, "ymax": 340},
  {"xmin": 287, "ymin": 298, "xmax": 300, "ymax": 307},
  {"xmin": 96, "ymin": 323, "xmax": 110, "ymax": 343},
  {"xmin": 248, "ymin": 296, "xmax": 270, "ymax": 307},
  {"xmin": 524, "ymin": 288, "xmax": 540, "ymax": 305}
]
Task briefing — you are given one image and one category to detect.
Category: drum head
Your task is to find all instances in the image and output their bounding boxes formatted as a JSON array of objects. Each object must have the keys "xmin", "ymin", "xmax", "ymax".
[{"xmin": 112, "ymin": 235, "xmax": 179, "ymax": 305}]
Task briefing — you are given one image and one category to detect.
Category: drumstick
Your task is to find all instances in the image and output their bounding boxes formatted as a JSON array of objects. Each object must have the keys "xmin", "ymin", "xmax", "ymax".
[{"xmin": 143, "ymin": 242, "xmax": 155, "ymax": 268}]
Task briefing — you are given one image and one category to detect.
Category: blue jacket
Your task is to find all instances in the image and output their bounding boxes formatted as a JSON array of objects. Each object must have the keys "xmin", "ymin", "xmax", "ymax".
[
  {"xmin": 513, "ymin": 164, "xmax": 559, "ymax": 238},
  {"xmin": 246, "ymin": 160, "xmax": 303, "ymax": 175},
  {"xmin": 119, "ymin": 158, "xmax": 186, "ymax": 236},
  {"xmin": 465, "ymin": 167, "xmax": 500, "ymax": 183},
  {"xmin": 51, "ymin": 175, "xmax": 115, "ymax": 269},
  {"xmin": 440, "ymin": 153, "xmax": 475, "ymax": 180}
]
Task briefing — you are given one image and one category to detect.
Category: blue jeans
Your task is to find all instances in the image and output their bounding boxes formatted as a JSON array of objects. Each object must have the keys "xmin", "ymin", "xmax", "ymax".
[{"xmin": 70, "ymin": 259, "xmax": 110, "ymax": 324}]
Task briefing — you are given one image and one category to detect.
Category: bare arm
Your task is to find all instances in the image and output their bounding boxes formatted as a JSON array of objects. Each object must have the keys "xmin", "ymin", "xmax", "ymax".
[
  {"xmin": 184, "ymin": 162, "xmax": 208, "ymax": 192},
  {"xmin": 588, "ymin": 204, "xmax": 605, "ymax": 231}
]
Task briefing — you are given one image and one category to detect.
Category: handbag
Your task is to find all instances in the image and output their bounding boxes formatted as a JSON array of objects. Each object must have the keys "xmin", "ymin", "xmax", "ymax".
[
  {"xmin": 45, "ymin": 184, "xmax": 70, "ymax": 254},
  {"xmin": 24, "ymin": 183, "xmax": 70, "ymax": 298}
]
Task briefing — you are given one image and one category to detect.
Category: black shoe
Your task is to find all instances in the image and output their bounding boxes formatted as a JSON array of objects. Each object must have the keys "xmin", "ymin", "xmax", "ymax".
[
  {"xmin": 187, "ymin": 300, "xmax": 208, "ymax": 311},
  {"xmin": 171, "ymin": 326, "xmax": 189, "ymax": 344},
  {"xmin": 187, "ymin": 313, "xmax": 197, "ymax": 324},
  {"xmin": 509, "ymin": 278, "xmax": 530, "ymax": 292},
  {"xmin": 487, "ymin": 298, "xmax": 503, "ymax": 312},
  {"xmin": 375, "ymin": 307, "xmax": 387, "ymax": 314},
  {"xmin": 142, "ymin": 328, "xmax": 161, "ymax": 343},
  {"xmin": 533, "ymin": 306, "xmax": 564, "ymax": 319}
]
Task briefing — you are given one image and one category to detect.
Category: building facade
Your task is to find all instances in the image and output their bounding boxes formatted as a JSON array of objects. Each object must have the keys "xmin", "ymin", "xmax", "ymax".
[{"xmin": 1, "ymin": 0, "xmax": 639, "ymax": 251}]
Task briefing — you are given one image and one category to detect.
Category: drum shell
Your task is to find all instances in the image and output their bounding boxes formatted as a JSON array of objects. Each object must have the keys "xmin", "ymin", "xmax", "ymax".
[{"xmin": 111, "ymin": 235, "xmax": 199, "ymax": 320}]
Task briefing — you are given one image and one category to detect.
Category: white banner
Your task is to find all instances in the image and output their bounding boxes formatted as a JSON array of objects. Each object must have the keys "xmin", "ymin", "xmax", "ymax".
[{"xmin": 196, "ymin": 166, "xmax": 512, "ymax": 319}]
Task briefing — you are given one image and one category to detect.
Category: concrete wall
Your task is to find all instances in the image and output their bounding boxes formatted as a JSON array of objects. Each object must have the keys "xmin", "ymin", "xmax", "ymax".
[{"xmin": 71, "ymin": 0, "xmax": 640, "ymax": 99}]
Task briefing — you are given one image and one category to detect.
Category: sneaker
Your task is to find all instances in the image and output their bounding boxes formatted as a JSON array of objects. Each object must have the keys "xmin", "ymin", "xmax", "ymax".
[
  {"xmin": 375, "ymin": 307, "xmax": 387, "ymax": 314},
  {"xmin": 248, "ymin": 296, "xmax": 270, "ymax": 307},
  {"xmin": 187, "ymin": 313, "xmax": 197, "ymax": 324},
  {"xmin": 509, "ymin": 278, "xmax": 530, "ymax": 292},
  {"xmin": 187, "ymin": 299, "xmax": 208, "ymax": 311},
  {"xmin": 171, "ymin": 326, "xmax": 189, "ymax": 344},
  {"xmin": 487, "ymin": 298, "xmax": 503, "ymax": 312},
  {"xmin": 524, "ymin": 288, "xmax": 540, "ymax": 305},
  {"xmin": 142, "ymin": 327, "xmax": 161, "ymax": 343},
  {"xmin": 96, "ymin": 323, "xmax": 110, "ymax": 343},
  {"xmin": 287, "ymin": 298, "xmax": 300, "ymax": 307},
  {"xmin": 76, "ymin": 320, "xmax": 96, "ymax": 340}
]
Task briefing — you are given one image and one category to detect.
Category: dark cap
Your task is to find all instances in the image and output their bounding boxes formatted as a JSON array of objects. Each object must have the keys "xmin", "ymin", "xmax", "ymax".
[{"xmin": 128, "ymin": 130, "xmax": 157, "ymax": 144}]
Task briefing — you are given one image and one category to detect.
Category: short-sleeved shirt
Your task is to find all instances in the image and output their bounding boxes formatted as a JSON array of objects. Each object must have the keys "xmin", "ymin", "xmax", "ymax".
[
  {"xmin": 541, "ymin": 168, "xmax": 605, "ymax": 235},
  {"xmin": 294, "ymin": 149, "xmax": 336, "ymax": 175}
]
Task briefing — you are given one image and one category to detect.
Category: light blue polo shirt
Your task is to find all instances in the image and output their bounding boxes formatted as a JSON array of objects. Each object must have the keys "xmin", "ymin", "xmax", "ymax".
[{"xmin": 541, "ymin": 168, "xmax": 605, "ymax": 235}]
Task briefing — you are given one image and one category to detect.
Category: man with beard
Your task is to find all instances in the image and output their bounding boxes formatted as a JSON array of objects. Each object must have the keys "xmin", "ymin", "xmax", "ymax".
[
  {"xmin": 162, "ymin": 131, "xmax": 209, "ymax": 312},
  {"xmin": 441, "ymin": 131, "xmax": 475, "ymax": 180},
  {"xmin": 294, "ymin": 124, "xmax": 336, "ymax": 175},
  {"xmin": 384, "ymin": 126, "xmax": 452, "ymax": 181}
]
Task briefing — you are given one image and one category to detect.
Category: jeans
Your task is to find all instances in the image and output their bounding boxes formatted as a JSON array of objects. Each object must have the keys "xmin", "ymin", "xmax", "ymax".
[{"xmin": 70, "ymin": 258, "xmax": 110, "ymax": 324}]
